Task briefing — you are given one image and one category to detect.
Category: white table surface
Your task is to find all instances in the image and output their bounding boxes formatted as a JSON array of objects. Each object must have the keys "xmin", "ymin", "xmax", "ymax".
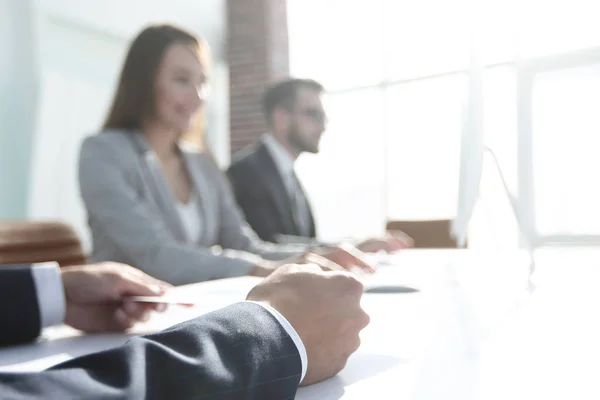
[{"xmin": 2, "ymin": 248, "xmax": 600, "ymax": 399}]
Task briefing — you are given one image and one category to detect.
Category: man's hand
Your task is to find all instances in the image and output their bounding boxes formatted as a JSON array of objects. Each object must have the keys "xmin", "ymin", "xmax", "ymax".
[
  {"xmin": 250, "ymin": 244, "xmax": 376, "ymax": 278},
  {"xmin": 247, "ymin": 264, "xmax": 370, "ymax": 386},
  {"xmin": 357, "ymin": 231, "xmax": 414, "ymax": 253},
  {"xmin": 312, "ymin": 244, "xmax": 375, "ymax": 272},
  {"xmin": 249, "ymin": 263, "xmax": 276, "ymax": 277},
  {"xmin": 61, "ymin": 262, "xmax": 171, "ymax": 332}
]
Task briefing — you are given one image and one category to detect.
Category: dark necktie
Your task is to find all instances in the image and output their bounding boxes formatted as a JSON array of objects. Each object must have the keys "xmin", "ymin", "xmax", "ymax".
[{"xmin": 288, "ymin": 171, "xmax": 311, "ymax": 237}]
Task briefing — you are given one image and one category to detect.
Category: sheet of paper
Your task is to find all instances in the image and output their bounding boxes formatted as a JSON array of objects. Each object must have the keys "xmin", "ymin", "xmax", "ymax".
[{"xmin": 124, "ymin": 295, "xmax": 196, "ymax": 305}]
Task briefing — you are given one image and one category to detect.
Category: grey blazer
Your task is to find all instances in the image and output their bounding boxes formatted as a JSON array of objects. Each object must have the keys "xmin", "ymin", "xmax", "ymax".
[{"xmin": 78, "ymin": 130, "xmax": 306, "ymax": 285}]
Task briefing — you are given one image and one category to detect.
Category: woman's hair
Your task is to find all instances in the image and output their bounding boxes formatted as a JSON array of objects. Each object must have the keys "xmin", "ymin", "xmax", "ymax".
[{"xmin": 103, "ymin": 24, "xmax": 210, "ymax": 148}]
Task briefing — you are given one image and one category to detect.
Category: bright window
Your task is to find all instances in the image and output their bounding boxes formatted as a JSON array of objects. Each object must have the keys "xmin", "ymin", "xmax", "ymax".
[{"xmin": 288, "ymin": 0, "xmax": 600, "ymax": 243}]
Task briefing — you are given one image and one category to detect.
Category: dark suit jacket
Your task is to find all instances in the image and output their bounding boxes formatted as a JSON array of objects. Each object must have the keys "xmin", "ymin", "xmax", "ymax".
[
  {"xmin": 0, "ymin": 265, "xmax": 41, "ymax": 347},
  {"xmin": 228, "ymin": 141, "xmax": 317, "ymax": 244},
  {"xmin": 0, "ymin": 266, "xmax": 302, "ymax": 399}
]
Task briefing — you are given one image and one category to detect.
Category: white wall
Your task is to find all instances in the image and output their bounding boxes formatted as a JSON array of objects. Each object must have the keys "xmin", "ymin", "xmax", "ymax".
[
  {"xmin": 0, "ymin": 0, "xmax": 38, "ymax": 218},
  {"xmin": 36, "ymin": 0, "xmax": 226, "ymax": 60},
  {"xmin": 0, "ymin": 0, "xmax": 229, "ymax": 249},
  {"xmin": 27, "ymin": 16, "xmax": 126, "ymax": 247}
]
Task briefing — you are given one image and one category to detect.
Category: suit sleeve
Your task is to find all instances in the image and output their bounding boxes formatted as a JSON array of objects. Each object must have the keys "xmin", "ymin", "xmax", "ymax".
[
  {"xmin": 0, "ymin": 266, "xmax": 41, "ymax": 347},
  {"xmin": 0, "ymin": 302, "xmax": 302, "ymax": 400}
]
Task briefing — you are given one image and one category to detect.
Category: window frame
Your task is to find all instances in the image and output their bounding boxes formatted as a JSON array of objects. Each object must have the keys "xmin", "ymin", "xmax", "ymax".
[{"xmin": 517, "ymin": 46, "xmax": 600, "ymax": 247}]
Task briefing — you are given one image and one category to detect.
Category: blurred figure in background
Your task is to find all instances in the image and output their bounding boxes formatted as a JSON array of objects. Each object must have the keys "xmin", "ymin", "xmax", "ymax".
[
  {"xmin": 228, "ymin": 78, "xmax": 413, "ymax": 251},
  {"xmin": 79, "ymin": 25, "xmax": 371, "ymax": 285}
]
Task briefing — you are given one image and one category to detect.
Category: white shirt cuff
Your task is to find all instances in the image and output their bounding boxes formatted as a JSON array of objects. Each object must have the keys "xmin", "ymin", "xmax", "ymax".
[
  {"xmin": 245, "ymin": 301, "xmax": 307, "ymax": 382},
  {"xmin": 31, "ymin": 262, "xmax": 66, "ymax": 328}
]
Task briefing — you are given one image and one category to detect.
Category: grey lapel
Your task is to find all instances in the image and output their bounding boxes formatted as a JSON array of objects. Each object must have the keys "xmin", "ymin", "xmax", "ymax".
[{"xmin": 128, "ymin": 132, "xmax": 187, "ymax": 242}]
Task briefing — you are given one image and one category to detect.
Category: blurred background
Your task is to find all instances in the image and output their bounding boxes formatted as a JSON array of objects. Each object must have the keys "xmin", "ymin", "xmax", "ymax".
[{"xmin": 2, "ymin": 0, "xmax": 600, "ymax": 251}]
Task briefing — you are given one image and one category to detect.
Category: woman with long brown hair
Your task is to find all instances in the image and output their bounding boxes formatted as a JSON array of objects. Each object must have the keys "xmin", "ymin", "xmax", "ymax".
[{"xmin": 78, "ymin": 24, "xmax": 368, "ymax": 285}]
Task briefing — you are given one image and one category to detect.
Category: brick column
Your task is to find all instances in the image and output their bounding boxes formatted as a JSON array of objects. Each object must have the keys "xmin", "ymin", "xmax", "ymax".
[{"xmin": 227, "ymin": 0, "xmax": 290, "ymax": 155}]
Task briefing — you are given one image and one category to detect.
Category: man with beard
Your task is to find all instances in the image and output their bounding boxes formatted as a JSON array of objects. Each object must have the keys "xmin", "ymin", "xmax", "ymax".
[{"xmin": 228, "ymin": 79, "xmax": 411, "ymax": 252}]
